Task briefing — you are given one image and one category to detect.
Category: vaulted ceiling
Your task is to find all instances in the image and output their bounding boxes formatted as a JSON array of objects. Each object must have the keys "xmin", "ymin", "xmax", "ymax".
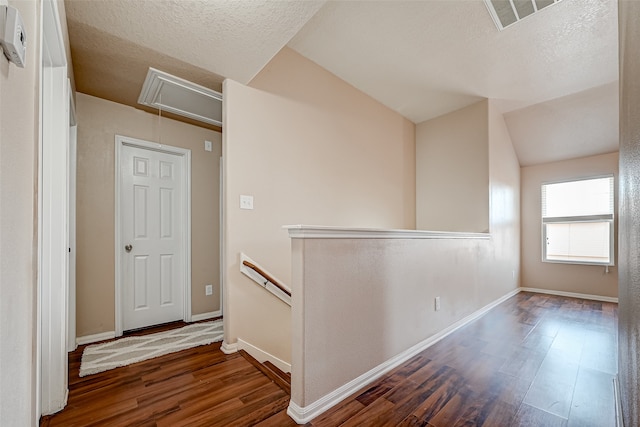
[{"xmin": 64, "ymin": 0, "xmax": 619, "ymax": 166}]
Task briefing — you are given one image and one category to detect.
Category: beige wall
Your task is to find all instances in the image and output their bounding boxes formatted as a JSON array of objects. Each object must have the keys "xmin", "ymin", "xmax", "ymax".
[
  {"xmin": 291, "ymin": 102, "xmax": 520, "ymax": 408},
  {"xmin": 489, "ymin": 100, "xmax": 521, "ymax": 271},
  {"xmin": 0, "ymin": 1, "xmax": 39, "ymax": 425},
  {"xmin": 75, "ymin": 94, "xmax": 221, "ymax": 337},
  {"xmin": 618, "ymin": 2, "xmax": 640, "ymax": 425},
  {"xmin": 521, "ymin": 152, "xmax": 618, "ymax": 298},
  {"xmin": 223, "ymin": 47, "xmax": 416, "ymax": 364},
  {"xmin": 416, "ymin": 101, "xmax": 490, "ymax": 232}
]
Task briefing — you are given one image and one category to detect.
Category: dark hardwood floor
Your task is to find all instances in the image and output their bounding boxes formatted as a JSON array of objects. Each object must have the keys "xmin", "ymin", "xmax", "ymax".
[
  {"xmin": 41, "ymin": 292, "xmax": 617, "ymax": 426},
  {"xmin": 299, "ymin": 292, "xmax": 617, "ymax": 427}
]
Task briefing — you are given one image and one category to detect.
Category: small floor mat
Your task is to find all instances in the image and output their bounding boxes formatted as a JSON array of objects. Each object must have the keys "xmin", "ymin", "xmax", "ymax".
[{"xmin": 79, "ymin": 320, "xmax": 223, "ymax": 377}]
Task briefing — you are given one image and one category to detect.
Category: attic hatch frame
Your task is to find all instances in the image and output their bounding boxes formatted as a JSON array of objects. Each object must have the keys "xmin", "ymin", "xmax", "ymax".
[
  {"xmin": 484, "ymin": 0, "xmax": 564, "ymax": 31},
  {"xmin": 138, "ymin": 67, "xmax": 223, "ymax": 127}
]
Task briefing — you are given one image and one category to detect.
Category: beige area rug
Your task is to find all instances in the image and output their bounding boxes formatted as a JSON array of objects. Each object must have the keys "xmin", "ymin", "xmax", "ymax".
[{"xmin": 79, "ymin": 320, "xmax": 223, "ymax": 377}]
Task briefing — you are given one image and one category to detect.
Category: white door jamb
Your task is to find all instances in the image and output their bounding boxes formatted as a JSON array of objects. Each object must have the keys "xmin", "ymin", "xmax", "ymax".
[
  {"xmin": 39, "ymin": 0, "xmax": 70, "ymax": 416},
  {"xmin": 67, "ymin": 85, "xmax": 77, "ymax": 352}
]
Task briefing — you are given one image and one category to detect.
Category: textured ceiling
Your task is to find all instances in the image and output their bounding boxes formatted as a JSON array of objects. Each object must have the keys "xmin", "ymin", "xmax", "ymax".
[
  {"xmin": 64, "ymin": 0, "xmax": 619, "ymax": 166},
  {"xmin": 65, "ymin": 0, "xmax": 325, "ymax": 83},
  {"xmin": 288, "ymin": 0, "xmax": 618, "ymax": 123},
  {"xmin": 504, "ymin": 82, "xmax": 619, "ymax": 167},
  {"xmin": 64, "ymin": 0, "xmax": 325, "ymax": 131}
]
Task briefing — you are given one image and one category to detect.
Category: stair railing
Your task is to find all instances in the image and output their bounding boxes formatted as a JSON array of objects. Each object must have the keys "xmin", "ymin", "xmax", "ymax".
[{"xmin": 240, "ymin": 253, "xmax": 291, "ymax": 306}]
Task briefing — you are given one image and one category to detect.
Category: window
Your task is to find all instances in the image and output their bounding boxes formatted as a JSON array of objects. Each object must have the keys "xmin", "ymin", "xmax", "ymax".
[{"xmin": 541, "ymin": 175, "xmax": 614, "ymax": 265}]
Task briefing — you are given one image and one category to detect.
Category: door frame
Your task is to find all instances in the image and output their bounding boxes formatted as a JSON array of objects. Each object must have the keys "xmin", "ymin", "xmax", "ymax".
[
  {"xmin": 38, "ymin": 0, "xmax": 71, "ymax": 416},
  {"xmin": 114, "ymin": 135, "xmax": 192, "ymax": 336},
  {"xmin": 67, "ymin": 88, "xmax": 77, "ymax": 352}
]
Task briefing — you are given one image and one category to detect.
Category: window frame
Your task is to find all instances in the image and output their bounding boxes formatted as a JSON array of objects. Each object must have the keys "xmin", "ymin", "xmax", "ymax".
[{"xmin": 541, "ymin": 174, "xmax": 615, "ymax": 266}]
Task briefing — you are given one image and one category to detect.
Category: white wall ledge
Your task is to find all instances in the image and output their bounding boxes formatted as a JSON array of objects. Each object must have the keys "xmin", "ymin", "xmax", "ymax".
[{"xmin": 284, "ymin": 225, "xmax": 490, "ymax": 240}]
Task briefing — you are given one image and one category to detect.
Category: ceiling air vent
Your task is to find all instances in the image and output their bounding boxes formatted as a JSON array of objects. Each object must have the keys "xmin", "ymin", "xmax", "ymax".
[
  {"xmin": 138, "ymin": 68, "xmax": 222, "ymax": 127},
  {"xmin": 484, "ymin": 0, "xmax": 563, "ymax": 31}
]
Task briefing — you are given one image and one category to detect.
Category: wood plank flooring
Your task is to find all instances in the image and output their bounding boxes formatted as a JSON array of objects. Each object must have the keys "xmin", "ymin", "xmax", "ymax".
[{"xmin": 41, "ymin": 292, "xmax": 617, "ymax": 426}]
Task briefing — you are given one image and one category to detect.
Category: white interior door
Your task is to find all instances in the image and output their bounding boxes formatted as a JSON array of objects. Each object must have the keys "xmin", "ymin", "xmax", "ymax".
[{"xmin": 120, "ymin": 143, "xmax": 186, "ymax": 331}]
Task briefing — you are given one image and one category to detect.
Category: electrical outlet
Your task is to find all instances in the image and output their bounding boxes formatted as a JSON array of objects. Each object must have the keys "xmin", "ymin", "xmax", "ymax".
[
  {"xmin": 205, "ymin": 284, "xmax": 213, "ymax": 296},
  {"xmin": 240, "ymin": 195, "xmax": 254, "ymax": 210},
  {"xmin": 435, "ymin": 296, "xmax": 441, "ymax": 311}
]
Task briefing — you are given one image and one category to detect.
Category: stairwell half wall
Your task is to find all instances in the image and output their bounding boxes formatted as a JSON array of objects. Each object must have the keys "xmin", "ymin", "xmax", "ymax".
[{"xmin": 222, "ymin": 47, "xmax": 416, "ymax": 365}]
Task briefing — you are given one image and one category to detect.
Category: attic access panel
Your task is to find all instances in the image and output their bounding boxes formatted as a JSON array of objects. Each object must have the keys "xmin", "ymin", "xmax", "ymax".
[
  {"xmin": 485, "ymin": 0, "xmax": 563, "ymax": 30},
  {"xmin": 138, "ymin": 68, "xmax": 223, "ymax": 127}
]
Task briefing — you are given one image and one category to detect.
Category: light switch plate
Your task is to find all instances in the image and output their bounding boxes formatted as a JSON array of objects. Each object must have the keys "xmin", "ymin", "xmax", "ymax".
[
  {"xmin": 204, "ymin": 140, "xmax": 212, "ymax": 152},
  {"xmin": 240, "ymin": 195, "xmax": 254, "ymax": 210},
  {"xmin": 205, "ymin": 284, "xmax": 213, "ymax": 296}
]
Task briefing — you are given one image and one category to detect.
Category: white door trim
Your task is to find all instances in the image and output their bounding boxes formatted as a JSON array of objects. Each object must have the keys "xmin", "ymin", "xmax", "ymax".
[
  {"xmin": 67, "ymin": 86, "xmax": 77, "ymax": 352},
  {"xmin": 219, "ymin": 155, "xmax": 224, "ymax": 317},
  {"xmin": 39, "ymin": 0, "xmax": 70, "ymax": 417},
  {"xmin": 114, "ymin": 135, "xmax": 192, "ymax": 336}
]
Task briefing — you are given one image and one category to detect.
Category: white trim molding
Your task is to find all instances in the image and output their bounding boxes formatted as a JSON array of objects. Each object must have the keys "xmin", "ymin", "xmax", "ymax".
[
  {"xmin": 114, "ymin": 135, "xmax": 193, "ymax": 336},
  {"xmin": 191, "ymin": 310, "xmax": 221, "ymax": 322},
  {"xmin": 284, "ymin": 225, "xmax": 491, "ymax": 240},
  {"xmin": 520, "ymin": 287, "xmax": 618, "ymax": 303},
  {"xmin": 220, "ymin": 340, "xmax": 238, "ymax": 354},
  {"xmin": 614, "ymin": 375, "xmax": 624, "ymax": 427},
  {"xmin": 39, "ymin": 0, "xmax": 71, "ymax": 416},
  {"xmin": 287, "ymin": 288, "xmax": 520, "ymax": 424},
  {"xmin": 76, "ymin": 331, "xmax": 117, "ymax": 346},
  {"xmin": 237, "ymin": 338, "xmax": 291, "ymax": 374}
]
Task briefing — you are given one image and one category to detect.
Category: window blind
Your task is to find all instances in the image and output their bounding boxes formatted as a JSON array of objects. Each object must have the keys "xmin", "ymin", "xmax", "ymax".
[
  {"xmin": 542, "ymin": 176, "xmax": 614, "ymax": 219},
  {"xmin": 541, "ymin": 175, "xmax": 614, "ymax": 265}
]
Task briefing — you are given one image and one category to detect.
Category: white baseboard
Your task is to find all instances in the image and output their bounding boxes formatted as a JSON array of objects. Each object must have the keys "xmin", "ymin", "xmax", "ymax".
[
  {"xmin": 520, "ymin": 287, "xmax": 618, "ymax": 303},
  {"xmin": 614, "ymin": 375, "xmax": 624, "ymax": 427},
  {"xmin": 76, "ymin": 331, "xmax": 116, "ymax": 346},
  {"xmin": 191, "ymin": 310, "xmax": 221, "ymax": 322},
  {"xmin": 77, "ymin": 313, "xmax": 222, "ymax": 346},
  {"xmin": 237, "ymin": 338, "xmax": 291, "ymax": 373},
  {"xmin": 40, "ymin": 388, "xmax": 68, "ymax": 417},
  {"xmin": 220, "ymin": 340, "xmax": 238, "ymax": 354},
  {"xmin": 287, "ymin": 288, "xmax": 520, "ymax": 424}
]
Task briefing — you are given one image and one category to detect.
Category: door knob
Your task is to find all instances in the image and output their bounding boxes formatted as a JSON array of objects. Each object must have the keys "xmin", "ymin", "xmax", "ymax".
[{"xmin": 125, "ymin": 244, "xmax": 133, "ymax": 253}]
